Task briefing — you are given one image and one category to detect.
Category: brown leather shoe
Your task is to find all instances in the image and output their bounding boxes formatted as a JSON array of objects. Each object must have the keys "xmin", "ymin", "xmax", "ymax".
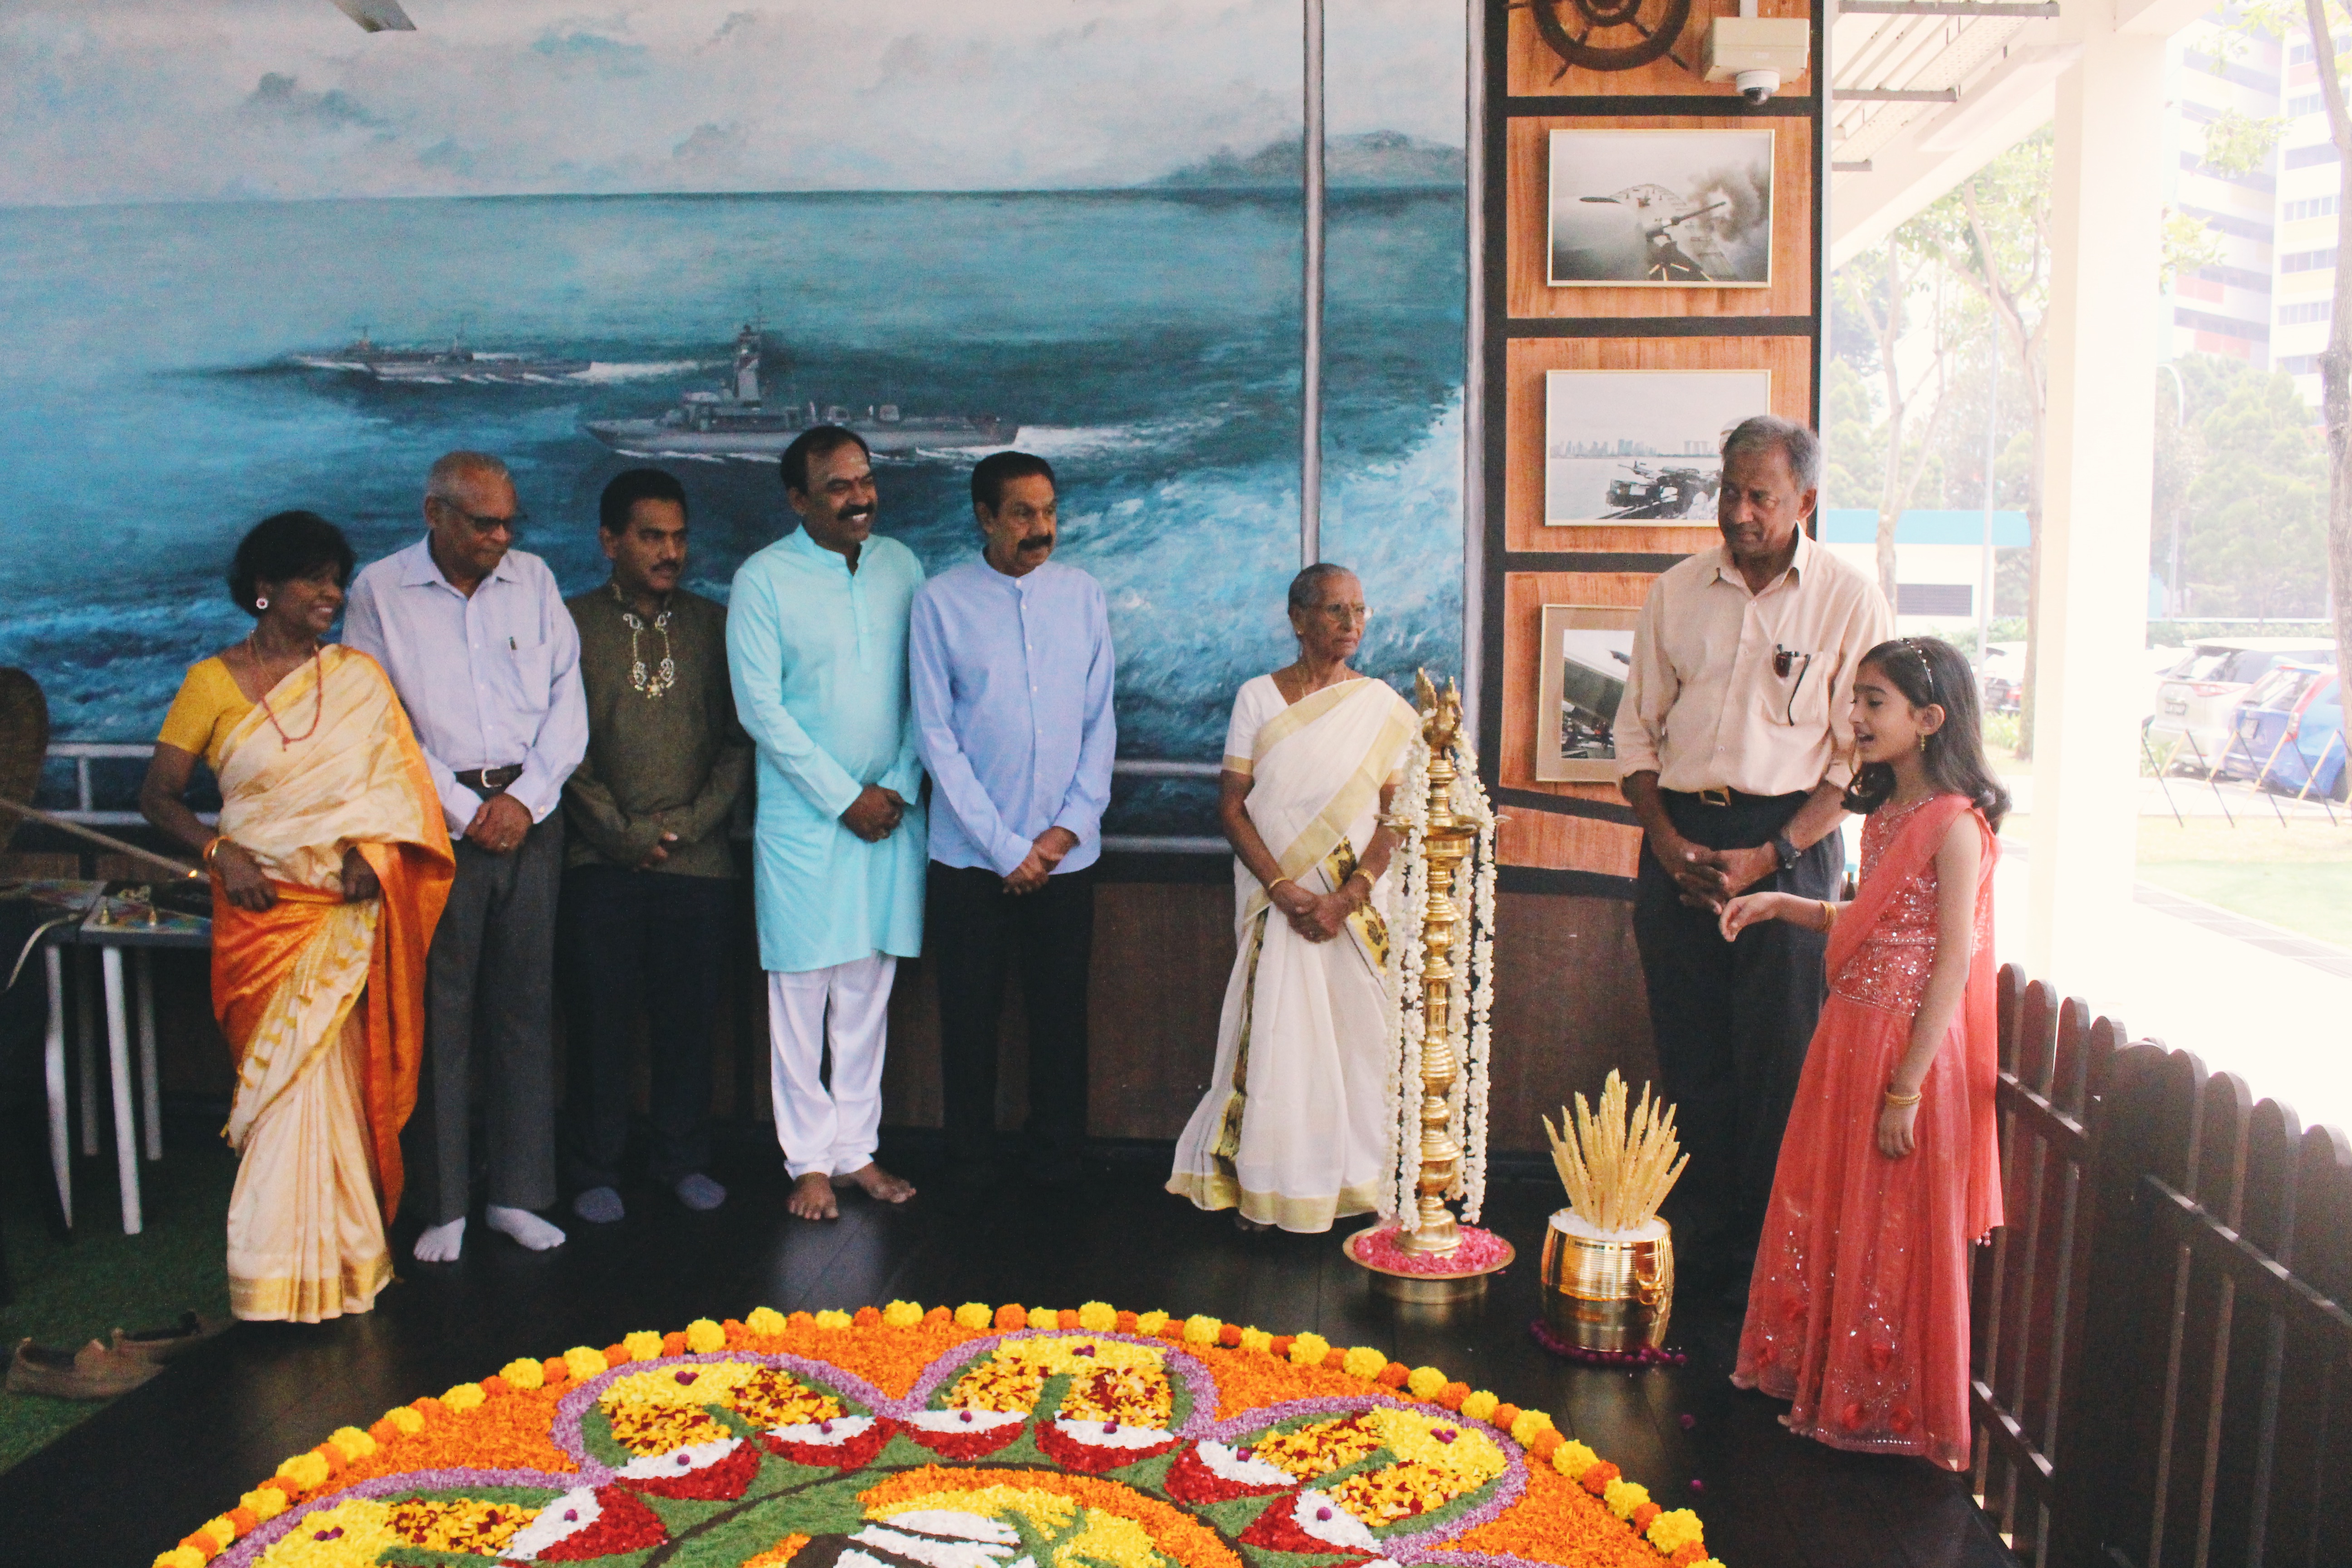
[
  {"xmin": 6, "ymin": 1337, "xmax": 163, "ymax": 1400},
  {"xmin": 112, "ymin": 1311, "xmax": 231, "ymax": 1365}
]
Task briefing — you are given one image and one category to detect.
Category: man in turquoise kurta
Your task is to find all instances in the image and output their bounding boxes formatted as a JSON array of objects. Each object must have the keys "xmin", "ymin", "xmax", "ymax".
[{"xmin": 727, "ymin": 426, "xmax": 926, "ymax": 1221}]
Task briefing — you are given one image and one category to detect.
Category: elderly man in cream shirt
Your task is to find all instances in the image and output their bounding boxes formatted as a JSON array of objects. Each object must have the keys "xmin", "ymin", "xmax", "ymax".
[{"xmin": 1617, "ymin": 413, "xmax": 1893, "ymax": 1301}]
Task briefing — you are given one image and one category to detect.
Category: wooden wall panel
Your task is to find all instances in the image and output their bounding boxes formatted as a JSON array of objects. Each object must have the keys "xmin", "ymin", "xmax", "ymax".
[
  {"xmin": 1506, "ymin": 0, "xmax": 1814, "ymax": 100},
  {"xmin": 1497, "ymin": 810, "xmax": 1641, "ymax": 878},
  {"xmin": 1484, "ymin": 891, "xmax": 1657, "ymax": 1153},
  {"xmin": 877, "ymin": 880, "xmax": 1236, "ymax": 1143},
  {"xmin": 1507, "ymin": 116, "xmax": 1814, "ymax": 321},
  {"xmin": 1499, "ymin": 569, "xmax": 1650, "ymax": 794},
  {"xmin": 118, "ymin": 878, "xmax": 1653, "ymax": 1158},
  {"xmin": 1503, "ymin": 335, "xmax": 1814, "ymax": 557}
]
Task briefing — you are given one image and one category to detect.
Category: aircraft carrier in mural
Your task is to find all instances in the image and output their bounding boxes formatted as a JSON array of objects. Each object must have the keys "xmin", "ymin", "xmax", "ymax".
[
  {"xmin": 583, "ymin": 323, "xmax": 1016, "ymax": 458},
  {"xmin": 289, "ymin": 331, "xmax": 591, "ymax": 383}
]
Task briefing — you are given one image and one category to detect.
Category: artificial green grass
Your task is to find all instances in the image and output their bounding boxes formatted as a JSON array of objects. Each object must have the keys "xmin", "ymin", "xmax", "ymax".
[
  {"xmin": 0, "ymin": 1118, "xmax": 235, "ymax": 1473},
  {"xmin": 2134, "ymin": 861, "xmax": 2352, "ymax": 951}
]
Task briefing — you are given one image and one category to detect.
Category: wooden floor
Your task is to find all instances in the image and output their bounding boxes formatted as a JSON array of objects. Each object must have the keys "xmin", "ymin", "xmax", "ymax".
[{"xmin": 7, "ymin": 1149, "xmax": 2016, "ymax": 1568}]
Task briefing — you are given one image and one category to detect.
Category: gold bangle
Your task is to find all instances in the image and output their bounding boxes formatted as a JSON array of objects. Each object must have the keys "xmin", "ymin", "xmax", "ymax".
[
  {"xmin": 201, "ymin": 836, "xmax": 225, "ymax": 869},
  {"xmin": 1266, "ymin": 876, "xmax": 1294, "ymax": 895},
  {"xmin": 1884, "ymin": 1086, "xmax": 1923, "ymax": 1107},
  {"xmin": 1820, "ymin": 899, "xmax": 1839, "ymax": 935}
]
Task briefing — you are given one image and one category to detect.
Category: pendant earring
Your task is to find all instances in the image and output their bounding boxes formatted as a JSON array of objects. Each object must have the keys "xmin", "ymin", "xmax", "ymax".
[
  {"xmin": 1918, "ymin": 734, "xmax": 1929, "ymax": 753},
  {"xmin": 256, "ymin": 596, "xmax": 270, "ymax": 611}
]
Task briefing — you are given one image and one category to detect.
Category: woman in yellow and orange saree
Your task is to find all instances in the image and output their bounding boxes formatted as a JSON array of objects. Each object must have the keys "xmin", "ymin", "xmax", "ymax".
[{"xmin": 142, "ymin": 512, "xmax": 452, "ymax": 1322}]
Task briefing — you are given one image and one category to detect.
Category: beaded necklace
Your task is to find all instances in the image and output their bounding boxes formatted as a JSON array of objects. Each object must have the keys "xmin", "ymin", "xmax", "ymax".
[
  {"xmin": 612, "ymin": 582, "xmax": 676, "ymax": 700},
  {"xmin": 244, "ymin": 634, "xmax": 324, "ymax": 747}
]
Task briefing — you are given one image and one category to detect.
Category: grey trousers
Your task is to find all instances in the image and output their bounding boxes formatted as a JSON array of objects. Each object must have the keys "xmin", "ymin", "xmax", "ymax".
[{"xmin": 406, "ymin": 809, "xmax": 563, "ymax": 1225}]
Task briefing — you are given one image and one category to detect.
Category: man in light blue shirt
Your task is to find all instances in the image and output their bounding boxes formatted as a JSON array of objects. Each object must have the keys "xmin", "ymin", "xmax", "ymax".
[
  {"xmin": 343, "ymin": 451, "xmax": 586, "ymax": 1264},
  {"xmin": 728, "ymin": 426, "xmax": 926, "ymax": 1222},
  {"xmin": 910, "ymin": 451, "xmax": 1116, "ymax": 1187}
]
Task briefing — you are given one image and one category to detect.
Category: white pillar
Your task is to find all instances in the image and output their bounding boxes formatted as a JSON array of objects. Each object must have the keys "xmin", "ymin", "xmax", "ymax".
[{"xmin": 2027, "ymin": 0, "xmax": 2167, "ymax": 984}]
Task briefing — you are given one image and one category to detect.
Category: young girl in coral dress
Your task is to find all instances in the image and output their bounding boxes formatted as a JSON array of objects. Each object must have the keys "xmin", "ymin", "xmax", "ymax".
[{"xmin": 1718, "ymin": 636, "xmax": 2008, "ymax": 1471}]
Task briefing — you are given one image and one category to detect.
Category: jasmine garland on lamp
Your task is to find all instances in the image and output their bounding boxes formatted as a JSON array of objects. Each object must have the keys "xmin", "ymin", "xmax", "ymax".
[{"xmin": 1715, "ymin": 636, "xmax": 2009, "ymax": 1470}]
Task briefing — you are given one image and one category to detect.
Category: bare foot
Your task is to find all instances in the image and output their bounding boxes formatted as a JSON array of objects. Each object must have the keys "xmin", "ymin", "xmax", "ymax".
[
  {"xmin": 412, "ymin": 1217, "xmax": 465, "ymax": 1264},
  {"xmin": 788, "ymin": 1171, "xmax": 839, "ymax": 1221},
  {"xmin": 833, "ymin": 1162, "xmax": 916, "ymax": 1204}
]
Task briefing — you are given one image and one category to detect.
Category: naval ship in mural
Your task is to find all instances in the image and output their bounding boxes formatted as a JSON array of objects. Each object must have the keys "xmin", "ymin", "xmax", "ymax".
[
  {"xmin": 289, "ymin": 331, "xmax": 590, "ymax": 383},
  {"xmin": 585, "ymin": 323, "xmax": 1015, "ymax": 459}
]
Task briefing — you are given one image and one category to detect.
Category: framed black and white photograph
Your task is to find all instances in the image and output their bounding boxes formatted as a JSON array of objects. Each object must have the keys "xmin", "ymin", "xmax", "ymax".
[
  {"xmin": 1547, "ymin": 128, "xmax": 1775, "ymax": 287},
  {"xmin": 1544, "ymin": 368, "xmax": 1771, "ymax": 526},
  {"xmin": 1534, "ymin": 603, "xmax": 1642, "ymax": 783}
]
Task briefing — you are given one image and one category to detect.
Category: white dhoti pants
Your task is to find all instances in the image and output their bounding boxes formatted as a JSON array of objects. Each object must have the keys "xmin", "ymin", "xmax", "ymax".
[{"xmin": 766, "ymin": 954, "xmax": 896, "ymax": 1180}]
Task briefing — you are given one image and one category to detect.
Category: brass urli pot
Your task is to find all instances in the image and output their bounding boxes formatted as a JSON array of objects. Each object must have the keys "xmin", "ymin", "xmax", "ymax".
[{"xmin": 1538, "ymin": 1212, "xmax": 1675, "ymax": 1351}]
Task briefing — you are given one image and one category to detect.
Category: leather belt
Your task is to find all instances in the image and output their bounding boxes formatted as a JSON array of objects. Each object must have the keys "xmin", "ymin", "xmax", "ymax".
[
  {"xmin": 453, "ymin": 764, "xmax": 524, "ymax": 796},
  {"xmin": 1666, "ymin": 786, "xmax": 1805, "ymax": 809}
]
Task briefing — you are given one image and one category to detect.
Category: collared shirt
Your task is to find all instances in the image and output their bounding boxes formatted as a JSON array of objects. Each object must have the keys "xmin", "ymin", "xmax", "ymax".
[
  {"xmin": 563, "ymin": 583, "xmax": 751, "ymax": 879},
  {"xmin": 725, "ymin": 527, "xmax": 927, "ymax": 974},
  {"xmin": 910, "ymin": 558, "xmax": 1117, "ymax": 877},
  {"xmin": 1617, "ymin": 529, "xmax": 1893, "ymax": 797},
  {"xmin": 343, "ymin": 537, "xmax": 587, "ymax": 833}
]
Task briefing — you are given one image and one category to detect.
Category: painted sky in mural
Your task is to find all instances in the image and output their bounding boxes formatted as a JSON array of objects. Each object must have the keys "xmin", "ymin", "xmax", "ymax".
[
  {"xmin": 0, "ymin": 0, "xmax": 1467, "ymax": 838},
  {"xmin": 2, "ymin": 0, "xmax": 1465, "ymax": 201}
]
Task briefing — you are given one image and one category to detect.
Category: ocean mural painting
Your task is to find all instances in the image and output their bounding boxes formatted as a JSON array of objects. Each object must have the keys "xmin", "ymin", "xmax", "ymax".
[{"xmin": 0, "ymin": 0, "xmax": 1466, "ymax": 839}]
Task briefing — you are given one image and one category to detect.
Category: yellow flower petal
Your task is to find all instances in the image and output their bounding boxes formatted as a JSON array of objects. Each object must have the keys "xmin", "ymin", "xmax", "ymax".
[
  {"xmin": 745, "ymin": 1306, "xmax": 789, "ymax": 1336},
  {"xmin": 1077, "ymin": 1301, "xmax": 1117, "ymax": 1331},
  {"xmin": 686, "ymin": 1318, "xmax": 727, "ymax": 1352},
  {"xmin": 955, "ymin": 1302, "xmax": 994, "ymax": 1330},
  {"xmin": 500, "ymin": 1357, "xmax": 545, "ymax": 1391},
  {"xmin": 622, "ymin": 1331, "xmax": 665, "ymax": 1362}
]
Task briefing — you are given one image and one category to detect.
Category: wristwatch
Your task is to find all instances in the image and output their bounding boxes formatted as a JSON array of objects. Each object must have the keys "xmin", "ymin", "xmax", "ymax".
[{"xmin": 1770, "ymin": 832, "xmax": 1803, "ymax": 873}]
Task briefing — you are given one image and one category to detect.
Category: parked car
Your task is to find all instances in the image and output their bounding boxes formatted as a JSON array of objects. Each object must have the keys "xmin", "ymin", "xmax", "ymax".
[
  {"xmin": 2146, "ymin": 637, "xmax": 2338, "ymax": 768},
  {"xmin": 2216, "ymin": 664, "xmax": 2347, "ymax": 800},
  {"xmin": 1975, "ymin": 641, "xmax": 2025, "ymax": 715}
]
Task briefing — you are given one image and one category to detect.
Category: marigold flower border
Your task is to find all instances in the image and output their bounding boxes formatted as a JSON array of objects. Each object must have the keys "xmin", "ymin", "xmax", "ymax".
[{"xmin": 154, "ymin": 1301, "xmax": 1721, "ymax": 1568}]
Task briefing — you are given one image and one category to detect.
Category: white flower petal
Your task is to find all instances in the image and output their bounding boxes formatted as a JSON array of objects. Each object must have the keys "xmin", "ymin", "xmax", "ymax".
[
  {"xmin": 852, "ymin": 1524, "xmax": 1018, "ymax": 1568},
  {"xmin": 1292, "ymin": 1489, "xmax": 1380, "ymax": 1551},
  {"xmin": 906, "ymin": 1408, "xmax": 1027, "ymax": 1434},
  {"xmin": 616, "ymin": 1436, "xmax": 741, "ymax": 1479},
  {"xmin": 500, "ymin": 1485, "xmax": 601, "ymax": 1560},
  {"xmin": 1197, "ymin": 1440, "xmax": 1296, "ymax": 1487},
  {"xmin": 1049, "ymin": 1416, "xmax": 1176, "ymax": 1450},
  {"xmin": 766, "ymin": 1413, "xmax": 878, "ymax": 1446}
]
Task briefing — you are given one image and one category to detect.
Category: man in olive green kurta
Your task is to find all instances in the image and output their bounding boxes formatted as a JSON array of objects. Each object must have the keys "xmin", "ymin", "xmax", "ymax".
[{"xmin": 559, "ymin": 468, "xmax": 750, "ymax": 1224}]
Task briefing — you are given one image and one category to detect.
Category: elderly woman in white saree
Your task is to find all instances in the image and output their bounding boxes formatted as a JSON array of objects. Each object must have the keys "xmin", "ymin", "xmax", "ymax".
[{"xmin": 1168, "ymin": 564, "xmax": 1417, "ymax": 1233}]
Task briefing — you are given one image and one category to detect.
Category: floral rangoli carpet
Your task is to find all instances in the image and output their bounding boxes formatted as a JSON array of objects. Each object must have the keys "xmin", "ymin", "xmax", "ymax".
[{"xmin": 155, "ymin": 1302, "xmax": 1717, "ymax": 1568}]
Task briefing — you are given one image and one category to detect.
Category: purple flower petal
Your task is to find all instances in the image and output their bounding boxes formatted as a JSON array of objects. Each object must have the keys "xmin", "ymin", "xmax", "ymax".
[
  {"xmin": 1316, "ymin": 1506, "xmax": 1333, "ymax": 1522},
  {"xmin": 675, "ymin": 1370, "xmax": 698, "ymax": 1385}
]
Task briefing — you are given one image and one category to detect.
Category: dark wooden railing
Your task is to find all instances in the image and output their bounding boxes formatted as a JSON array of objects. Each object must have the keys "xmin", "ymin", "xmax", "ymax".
[{"xmin": 1968, "ymin": 965, "xmax": 2352, "ymax": 1567}]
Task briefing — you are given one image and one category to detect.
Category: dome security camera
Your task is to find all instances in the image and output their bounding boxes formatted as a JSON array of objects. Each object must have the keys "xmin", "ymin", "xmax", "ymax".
[{"xmin": 1736, "ymin": 69, "xmax": 1780, "ymax": 105}]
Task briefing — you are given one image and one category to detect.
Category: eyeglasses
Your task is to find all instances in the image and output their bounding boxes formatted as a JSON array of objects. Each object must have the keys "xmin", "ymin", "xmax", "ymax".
[
  {"xmin": 1311, "ymin": 604, "xmax": 1373, "ymax": 625},
  {"xmin": 433, "ymin": 498, "xmax": 525, "ymax": 536}
]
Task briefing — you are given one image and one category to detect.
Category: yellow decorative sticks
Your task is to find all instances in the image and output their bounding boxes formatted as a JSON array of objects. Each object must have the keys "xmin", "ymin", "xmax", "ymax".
[{"xmin": 1542, "ymin": 1071, "xmax": 1690, "ymax": 1235}]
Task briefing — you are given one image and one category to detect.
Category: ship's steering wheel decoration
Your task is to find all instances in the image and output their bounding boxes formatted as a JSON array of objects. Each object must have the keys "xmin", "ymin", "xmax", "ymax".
[{"xmin": 1524, "ymin": 0, "xmax": 1693, "ymax": 75}]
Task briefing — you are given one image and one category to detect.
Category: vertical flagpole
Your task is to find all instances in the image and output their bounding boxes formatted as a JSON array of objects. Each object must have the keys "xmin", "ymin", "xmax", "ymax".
[{"xmin": 1302, "ymin": 0, "xmax": 1326, "ymax": 568}]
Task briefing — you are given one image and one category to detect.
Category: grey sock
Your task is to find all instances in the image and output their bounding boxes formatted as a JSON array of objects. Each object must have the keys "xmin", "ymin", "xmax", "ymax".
[
  {"xmin": 572, "ymin": 1186, "xmax": 625, "ymax": 1225},
  {"xmin": 673, "ymin": 1172, "xmax": 726, "ymax": 1212}
]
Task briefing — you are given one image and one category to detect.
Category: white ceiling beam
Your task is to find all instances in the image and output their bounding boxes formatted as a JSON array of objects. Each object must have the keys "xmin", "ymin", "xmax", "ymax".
[{"xmin": 1830, "ymin": 38, "xmax": 2078, "ymax": 262}]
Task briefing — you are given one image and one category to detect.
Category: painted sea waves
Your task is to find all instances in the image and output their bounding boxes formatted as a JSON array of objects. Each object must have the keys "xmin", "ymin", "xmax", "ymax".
[{"xmin": 0, "ymin": 188, "xmax": 1462, "ymax": 837}]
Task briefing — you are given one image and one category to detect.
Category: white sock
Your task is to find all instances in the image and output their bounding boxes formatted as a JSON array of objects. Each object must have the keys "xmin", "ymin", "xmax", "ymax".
[
  {"xmin": 412, "ymin": 1217, "xmax": 466, "ymax": 1264},
  {"xmin": 486, "ymin": 1205, "xmax": 566, "ymax": 1251}
]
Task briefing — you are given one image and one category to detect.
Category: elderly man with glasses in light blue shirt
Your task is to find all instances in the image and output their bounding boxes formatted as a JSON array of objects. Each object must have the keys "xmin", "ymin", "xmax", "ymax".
[
  {"xmin": 343, "ymin": 450, "xmax": 587, "ymax": 1265},
  {"xmin": 910, "ymin": 451, "xmax": 1116, "ymax": 1189}
]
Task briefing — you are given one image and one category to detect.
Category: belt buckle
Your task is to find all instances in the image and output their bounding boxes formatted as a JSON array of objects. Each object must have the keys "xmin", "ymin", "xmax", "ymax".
[{"xmin": 1699, "ymin": 788, "xmax": 1732, "ymax": 808}]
